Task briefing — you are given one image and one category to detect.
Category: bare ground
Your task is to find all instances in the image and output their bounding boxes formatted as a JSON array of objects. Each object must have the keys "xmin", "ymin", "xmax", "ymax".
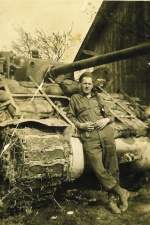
[{"xmin": 0, "ymin": 171, "xmax": 150, "ymax": 225}]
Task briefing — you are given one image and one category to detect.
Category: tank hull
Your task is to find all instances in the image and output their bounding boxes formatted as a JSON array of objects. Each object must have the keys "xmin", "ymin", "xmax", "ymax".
[
  {"xmin": 0, "ymin": 49, "xmax": 150, "ymax": 214},
  {"xmin": 116, "ymin": 137, "xmax": 150, "ymax": 171}
]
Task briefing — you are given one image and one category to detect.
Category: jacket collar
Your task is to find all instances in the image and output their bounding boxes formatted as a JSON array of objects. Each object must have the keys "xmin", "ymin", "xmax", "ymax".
[{"xmin": 79, "ymin": 91, "xmax": 96, "ymax": 98}]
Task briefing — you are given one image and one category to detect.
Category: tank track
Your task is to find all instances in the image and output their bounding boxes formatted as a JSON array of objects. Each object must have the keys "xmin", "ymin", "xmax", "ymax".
[{"xmin": 0, "ymin": 126, "xmax": 71, "ymax": 214}]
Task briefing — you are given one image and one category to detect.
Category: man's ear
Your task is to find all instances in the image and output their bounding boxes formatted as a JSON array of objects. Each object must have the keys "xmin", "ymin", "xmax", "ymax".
[{"xmin": 79, "ymin": 83, "xmax": 82, "ymax": 90}]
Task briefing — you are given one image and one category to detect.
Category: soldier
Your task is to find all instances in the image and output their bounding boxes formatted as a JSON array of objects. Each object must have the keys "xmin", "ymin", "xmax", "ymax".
[{"xmin": 67, "ymin": 72, "xmax": 129, "ymax": 214}]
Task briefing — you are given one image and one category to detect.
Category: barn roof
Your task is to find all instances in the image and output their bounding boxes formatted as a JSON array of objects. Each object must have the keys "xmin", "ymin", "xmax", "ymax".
[{"xmin": 73, "ymin": 1, "xmax": 118, "ymax": 61}]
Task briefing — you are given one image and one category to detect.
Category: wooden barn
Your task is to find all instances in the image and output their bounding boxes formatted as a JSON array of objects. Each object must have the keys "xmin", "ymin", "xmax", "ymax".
[{"xmin": 74, "ymin": 1, "xmax": 150, "ymax": 106}]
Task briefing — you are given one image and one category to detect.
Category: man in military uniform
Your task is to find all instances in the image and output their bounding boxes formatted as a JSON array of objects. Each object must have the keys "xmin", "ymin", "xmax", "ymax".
[{"xmin": 67, "ymin": 72, "xmax": 129, "ymax": 213}]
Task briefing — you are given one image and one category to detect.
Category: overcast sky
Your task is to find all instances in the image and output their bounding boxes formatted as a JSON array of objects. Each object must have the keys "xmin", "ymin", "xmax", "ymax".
[{"xmin": 0, "ymin": 0, "xmax": 103, "ymax": 61}]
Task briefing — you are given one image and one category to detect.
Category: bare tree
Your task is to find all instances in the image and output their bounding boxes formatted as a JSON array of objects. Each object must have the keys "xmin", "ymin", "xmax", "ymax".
[
  {"xmin": 82, "ymin": 2, "xmax": 98, "ymax": 22},
  {"xmin": 11, "ymin": 26, "xmax": 81, "ymax": 61}
]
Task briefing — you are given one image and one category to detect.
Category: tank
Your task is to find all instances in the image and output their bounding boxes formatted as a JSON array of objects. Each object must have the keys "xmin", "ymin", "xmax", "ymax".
[{"xmin": 0, "ymin": 44, "xmax": 150, "ymax": 214}]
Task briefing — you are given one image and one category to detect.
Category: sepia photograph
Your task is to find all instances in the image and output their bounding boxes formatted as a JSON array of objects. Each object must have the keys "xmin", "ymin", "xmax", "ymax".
[{"xmin": 0, "ymin": 0, "xmax": 150, "ymax": 224}]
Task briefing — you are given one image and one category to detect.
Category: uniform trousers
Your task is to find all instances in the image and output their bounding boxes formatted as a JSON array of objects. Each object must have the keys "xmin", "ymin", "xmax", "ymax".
[{"xmin": 80, "ymin": 125, "xmax": 119, "ymax": 190}]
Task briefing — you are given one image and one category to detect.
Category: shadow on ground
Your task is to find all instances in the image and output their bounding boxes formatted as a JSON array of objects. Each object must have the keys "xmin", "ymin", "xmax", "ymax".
[{"xmin": 0, "ymin": 171, "xmax": 150, "ymax": 225}]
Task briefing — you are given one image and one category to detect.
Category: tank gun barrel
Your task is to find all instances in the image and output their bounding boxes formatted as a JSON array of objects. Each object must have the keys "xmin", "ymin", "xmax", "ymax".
[{"xmin": 50, "ymin": 43, "xmax": 150, "ymax": 77}]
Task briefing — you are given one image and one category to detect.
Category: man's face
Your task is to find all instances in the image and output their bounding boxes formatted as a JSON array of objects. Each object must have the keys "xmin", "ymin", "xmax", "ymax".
[{"xmin": 80, "ymin": 76, "xmax": 93, "ymax": 95}]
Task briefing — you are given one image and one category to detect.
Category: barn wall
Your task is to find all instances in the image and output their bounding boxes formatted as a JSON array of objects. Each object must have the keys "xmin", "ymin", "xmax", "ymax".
[{"xmin": 94, "ymin": 1, "xmax": 150, "ymax": 105}]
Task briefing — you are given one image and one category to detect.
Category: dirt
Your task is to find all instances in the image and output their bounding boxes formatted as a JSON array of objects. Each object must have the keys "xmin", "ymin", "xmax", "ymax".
[{"xmin": 0, "ymin": 172, "xmax": 150, "ymax": 225}]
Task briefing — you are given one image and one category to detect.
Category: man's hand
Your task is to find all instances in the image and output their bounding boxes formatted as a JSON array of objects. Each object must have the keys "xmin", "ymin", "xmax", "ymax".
[
  {"xmin": 94, "ymin": 118, "xmax": 110, "ymax": 130},
  {"xmin": 79, "ymin": 121, "xmax": 95, "ymax": 131}
]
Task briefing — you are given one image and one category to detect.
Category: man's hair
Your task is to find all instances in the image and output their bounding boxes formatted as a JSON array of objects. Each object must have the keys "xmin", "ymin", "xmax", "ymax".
[{"xmin": 79, "ymin": 72, "xmax": 94, "ymax": 83}]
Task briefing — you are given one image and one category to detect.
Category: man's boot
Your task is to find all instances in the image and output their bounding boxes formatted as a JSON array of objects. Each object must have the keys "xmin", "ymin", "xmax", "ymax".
[
  {"xmin": 108, "ymin": 192, "xmax": 121, "ymax": 214},
  {"xmin": 111, "ymin": 184, "xmax": 129, "ymax": 212}
]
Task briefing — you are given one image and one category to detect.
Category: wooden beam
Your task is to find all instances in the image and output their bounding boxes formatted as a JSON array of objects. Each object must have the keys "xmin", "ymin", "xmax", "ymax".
[
  {"xmin": 0, "ymin": 75, "xmax": 20, "ymax": 115},
  {"xmin": 28, "ymin": 76, "xmax": 74, "ymax": 126},
  {"xmin": 11, "ymin": 94, "xmax": 69, "ymax": 99},
  {"xmin": 83, "ymin": 50, "xmax": 94, "ymax": 56}
]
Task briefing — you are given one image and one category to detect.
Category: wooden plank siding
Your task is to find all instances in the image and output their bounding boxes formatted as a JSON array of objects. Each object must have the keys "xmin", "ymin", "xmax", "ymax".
[{"xmin": 93, "ymin": 2, "xmax": 150, "ymax": 105}]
